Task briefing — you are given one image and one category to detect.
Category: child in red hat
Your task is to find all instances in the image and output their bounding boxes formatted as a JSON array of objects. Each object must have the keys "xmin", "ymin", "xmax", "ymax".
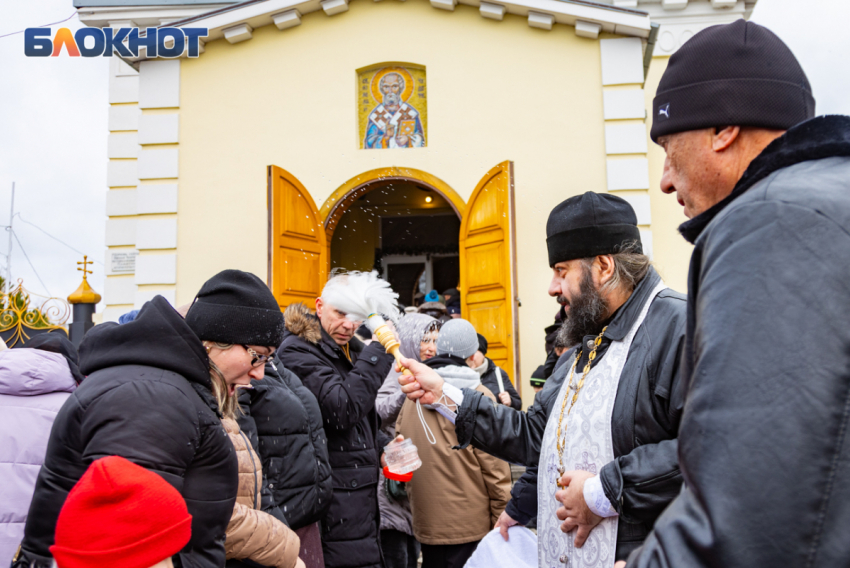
[{"xmin": 49, "ymin": 456, "xmax": 192, "ymax": 568}]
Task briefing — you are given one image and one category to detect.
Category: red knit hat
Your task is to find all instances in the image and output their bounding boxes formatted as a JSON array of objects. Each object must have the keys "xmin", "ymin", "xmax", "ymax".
[{"xmin": 50, "ymin": 456, "xmax": 192, "ymax": 568}]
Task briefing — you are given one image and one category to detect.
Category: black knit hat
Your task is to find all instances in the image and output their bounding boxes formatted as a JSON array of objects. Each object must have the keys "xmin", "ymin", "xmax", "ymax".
[
  {"xmin": 477, "ymin": 333, "xmax": 488, "ymax": 355},
  {"xmin": 530, "ymin": 365, "xmax": 547, "ymax": 388},
  {"xmin": 651, "ymin": 19, "xmax": 815, "ymax": 143},
  {"xmin": 546, "ymin": 192, "xmax": 641, "ymax": 266},
  {"xmin": 185, "ymin": 270, "xmax": 284, "ymax": 347}
]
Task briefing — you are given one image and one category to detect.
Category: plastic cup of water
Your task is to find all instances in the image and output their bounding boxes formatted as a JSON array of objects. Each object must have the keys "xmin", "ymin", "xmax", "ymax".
[{"xmin": 383, "ymin": 438, "xmax": 422, "ymax": 476}]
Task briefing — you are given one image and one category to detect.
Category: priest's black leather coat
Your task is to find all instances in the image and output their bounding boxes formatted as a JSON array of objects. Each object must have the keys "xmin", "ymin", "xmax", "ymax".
[
  {"xmin": 17, "ymin": 296, "xmax": 237, "ymax": 568},
  {"xmin": 455, "ymin": 267, "xmax": 687, "ymax": 561},
  {"xmin": 627, "ymin": 116, "xmax": 850, "ymax": 567}
]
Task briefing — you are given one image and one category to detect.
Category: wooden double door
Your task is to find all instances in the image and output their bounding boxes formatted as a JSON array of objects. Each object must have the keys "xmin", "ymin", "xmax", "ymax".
[{"xmin": 268, "ymin": 162, "xmax": 521, "ymax": 389}]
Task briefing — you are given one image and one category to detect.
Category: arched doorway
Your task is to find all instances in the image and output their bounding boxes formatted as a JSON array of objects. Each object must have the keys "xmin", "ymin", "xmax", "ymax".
[
  {"xmin": 321, "ymin": 168, "xmax": 465, "ymax": 308},
  {"xmin": 267, "ymin": 162, "xmax": 521, "ymax": 392}
]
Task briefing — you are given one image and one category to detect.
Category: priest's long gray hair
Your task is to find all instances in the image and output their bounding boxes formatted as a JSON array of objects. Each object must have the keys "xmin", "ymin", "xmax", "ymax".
[
  {"xmin": 581, "ymin": 240, "xmax": 650, "ymax": 295},
  {"xmin": 558, "ymin": 240, "xmax": 651, "ymax": 348}
]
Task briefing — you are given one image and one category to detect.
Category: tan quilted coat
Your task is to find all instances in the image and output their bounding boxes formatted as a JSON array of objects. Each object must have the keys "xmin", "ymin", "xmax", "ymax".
[
  {"xmin": 222, "ymin": 418, "xmax": 301, "ymax": 568},
  {"xmin": 396, "ymin": 382, "xmax": 511, "ymax": 546}
]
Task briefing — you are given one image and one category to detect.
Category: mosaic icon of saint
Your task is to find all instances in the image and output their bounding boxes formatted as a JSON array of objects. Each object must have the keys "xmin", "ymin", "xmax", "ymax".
[{"xmin": 365, "ymin": 70, "xmax": 425, "ymax": 149}]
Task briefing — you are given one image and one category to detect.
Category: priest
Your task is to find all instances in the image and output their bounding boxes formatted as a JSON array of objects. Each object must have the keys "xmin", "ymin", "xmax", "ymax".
[{"xmin": 398, "ymin": 192, "xmax": 687, "ymax": 566}]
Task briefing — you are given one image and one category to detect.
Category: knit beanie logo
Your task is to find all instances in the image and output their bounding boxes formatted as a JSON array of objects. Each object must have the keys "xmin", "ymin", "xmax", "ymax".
[{"xmin": 657, "ymin": 103, "xmax": 670, "ymax": 121}]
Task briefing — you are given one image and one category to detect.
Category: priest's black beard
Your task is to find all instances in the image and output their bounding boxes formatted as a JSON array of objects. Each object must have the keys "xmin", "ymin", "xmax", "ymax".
[{"xmin": 557, "ymin": 266, "xmax": 608, "ymax": 348}]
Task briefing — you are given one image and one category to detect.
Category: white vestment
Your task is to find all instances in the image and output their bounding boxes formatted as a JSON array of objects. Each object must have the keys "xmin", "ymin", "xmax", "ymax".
[{"xmin": 537, "ymin": 281, "xmax": 667, "ymax": 568}]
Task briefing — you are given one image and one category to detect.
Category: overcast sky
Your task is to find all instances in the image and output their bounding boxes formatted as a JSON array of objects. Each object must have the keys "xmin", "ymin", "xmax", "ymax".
[{"xmin": 0, "ymin": 0, "xmax": 846, "ymax": 321}]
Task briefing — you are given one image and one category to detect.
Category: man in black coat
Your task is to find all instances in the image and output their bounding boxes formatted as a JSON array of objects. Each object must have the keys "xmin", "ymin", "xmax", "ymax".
[
  {"xmin": 400, "ymin": 193, "xmax": 687, "ymax": 565},
  {"xmin": 278, "ymin": 283, "xmax": 395, "ymax": 568},
  {"xmin": 471, "ymin": 333, "xmax": 522, "ymax": 410},
  {"xmin": 620, "ymin": 21, "xmax": 850, "ymax": 568}
]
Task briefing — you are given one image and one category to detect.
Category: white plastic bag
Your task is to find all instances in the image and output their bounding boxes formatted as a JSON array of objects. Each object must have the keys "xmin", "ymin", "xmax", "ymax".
[{"xmin": 464, "ymin": 526, "xmax": 537, "ymax": 568}]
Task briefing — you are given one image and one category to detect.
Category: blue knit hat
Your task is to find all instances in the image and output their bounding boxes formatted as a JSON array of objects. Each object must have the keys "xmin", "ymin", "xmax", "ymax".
[{"xmin": 424, "ymin": 290, "xmax": 441, "ymax": 303}]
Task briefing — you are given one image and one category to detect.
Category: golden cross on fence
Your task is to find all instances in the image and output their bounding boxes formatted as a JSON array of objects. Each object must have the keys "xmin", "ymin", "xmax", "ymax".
[{"xmin": 77, "ymin": 255, "xmax": 93, "ymax": 281}]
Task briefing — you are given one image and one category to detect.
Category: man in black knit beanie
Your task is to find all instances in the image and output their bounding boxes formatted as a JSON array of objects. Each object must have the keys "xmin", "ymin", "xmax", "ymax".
[{"xmin": 620, "ymin": 19, "xmax": 850, "ymax": 568}]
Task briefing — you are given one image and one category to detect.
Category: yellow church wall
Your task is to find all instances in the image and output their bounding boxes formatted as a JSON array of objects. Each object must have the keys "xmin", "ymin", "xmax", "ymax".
[
  {"xmin": 644, "ymin": 55, "xmax": 692, "ymax": 294},
  {"xmin": 177, "ymin": 0, "xmax": 684, "ymax": 405}
]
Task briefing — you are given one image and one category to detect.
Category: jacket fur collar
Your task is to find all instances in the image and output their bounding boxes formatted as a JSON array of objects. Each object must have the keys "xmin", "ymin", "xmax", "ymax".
[
  {"xmin": 680, "ymin": 115, "xmax": 850, "ymax": 244},
  {"xmin": 284, "ymin": 303, "xmax": 323, "ymax": 344}
]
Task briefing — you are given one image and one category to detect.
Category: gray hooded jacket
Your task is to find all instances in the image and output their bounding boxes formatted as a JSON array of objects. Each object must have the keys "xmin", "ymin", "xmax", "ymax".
[{"xmin": 375, "ymin": 313, "xmax": 438, "ymax": 535}]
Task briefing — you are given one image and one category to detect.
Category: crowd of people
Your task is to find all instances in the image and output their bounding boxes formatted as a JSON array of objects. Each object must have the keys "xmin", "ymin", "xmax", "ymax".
[
  {"xmin": 3, "ymin": 18, "xmax": 850, "ymax": 568},
  {"xmin": 2, "ymin": 268, "xmax": 527, "ymax": 568}
]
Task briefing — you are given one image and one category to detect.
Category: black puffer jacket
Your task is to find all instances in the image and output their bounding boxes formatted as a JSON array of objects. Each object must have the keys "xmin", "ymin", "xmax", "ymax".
[
  {"xmin": 277, "ymin": 304, "xmax": 395, "ymax": 568},
  {"xmin": 17, "ymin": 296, "xmax": 237, "ymax": 568},
  {"xmin": 454, "ymin": 267, "xmax": 686, "ymax": 561},
  {"xmin": 479, "ymin": 359, "xmax": 522, "ymax": 410},
  {"xmin": 628, "ymin": 117, "xmax": 850, "ymax": 567},
  {"xmin": 237, "ymin": 355, "xmax": 333, "ymax": 531}
]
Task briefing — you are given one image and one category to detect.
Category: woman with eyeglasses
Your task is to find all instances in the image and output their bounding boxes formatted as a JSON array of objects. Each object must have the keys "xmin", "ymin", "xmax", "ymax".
[
  {"xmin": 374, "ymin": 314, "xmax": 440, "ymax": 568},
  {"xmin": 14, "ymin": 270, "xmax": 299, "ymax": 568}
]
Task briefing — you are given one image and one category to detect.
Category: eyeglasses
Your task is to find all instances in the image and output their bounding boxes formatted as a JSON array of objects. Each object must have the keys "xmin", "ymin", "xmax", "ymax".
[{"xmin": 243, "ymin": 345, "xmax": 272, "ymax": 368}]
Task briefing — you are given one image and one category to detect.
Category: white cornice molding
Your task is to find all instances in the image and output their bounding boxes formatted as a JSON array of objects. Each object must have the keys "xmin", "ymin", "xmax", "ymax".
[
  {"xmin": 77, "ymin": 3, "xmax": 231, "ymax": 28},
  {"xmin": 78, "ymin": 0, "xmax": 755, "ymax": 61},
  {"xmin": 79, "ymin": 0, "xmax": 652, "ymax": 64},
  {"xmin": 632, "ymin": 0, "xmax": 758, "ymax": 56}
]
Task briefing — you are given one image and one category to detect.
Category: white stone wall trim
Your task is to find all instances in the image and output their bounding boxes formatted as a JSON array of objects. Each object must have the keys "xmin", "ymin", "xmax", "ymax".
[
  {"xmin": 272, "ymin": 9, "xmax": 302, "ymax": 29},
  {"xmin": 430, "ymin": 0, "xmax": 458, "ymax": 10},
  {"xmin": 639, "ymin": 229, "xmax": 653, "ymax": 260},
  {"xmin": 135, "ymin": 254, "xmax": 177, "ymax": 285},
  {"xmin": 105, "ymin": 218, "xmax": 138, "ymax": 246},
  {"xmin": 136, "ymin": 218, "xmax": 178, "ymax": 250},
  {"xmin": 600, "ymin": 38, "xmax": 645, "ymax": 86},
  {"xmin": 138, "ymin": 114, "xmax": 180, "ymax": 145},
  {"xmin": 108, "ymin": 105, "xmax": 142, "ymax": 132},
  {"xmin": 138, "ymin": 148, "xmax": 179, "ymax": 180},
  {"xmin": 107, "ymin": 160, "xmax": 138, "ymax": 188},
  {"xmin": 137, "ymin": 185, "xmax": 179, "ymax": 214},
  {"xmin": 138, "ymin": 60, "xmax": 181, "ymax": 109},
  {"xmin": 104, "ymin": 277, "xmax": 137, "ymax": 306},
  {"xmin": 480, "ymin": 2, "xmax": 507, "ymax": 20},
  {"xmin": 223, "ymin": 22, "xmax": 254, "ymax": 43},
  {"xmin": 321, "ymin": 0, "xmax": 349, "ymax": 16},
  {"xmin": 107, "ymin": 133, "xmax": 140, "ymax": 159},
  {"xmin": 575, "ymin": 20, "xmax": 602, "ymax": 39},
  {"xmin": 606, "ymin": 158, "xmax": 650, "ymax": 191},
  {"xmin": 528, "ymin": 11, "xmax": 554, "ymax": 30},
  {"xmin": 106, "ymin": 189, "xmax": 138, "ymax": 217},
  {"xmin": 604, "ymin": 123, "xmax": 649, "ymax": 154},
  {"xmin": 602, "ymin": 89, "xmax": 645, "ymax": 120}
]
